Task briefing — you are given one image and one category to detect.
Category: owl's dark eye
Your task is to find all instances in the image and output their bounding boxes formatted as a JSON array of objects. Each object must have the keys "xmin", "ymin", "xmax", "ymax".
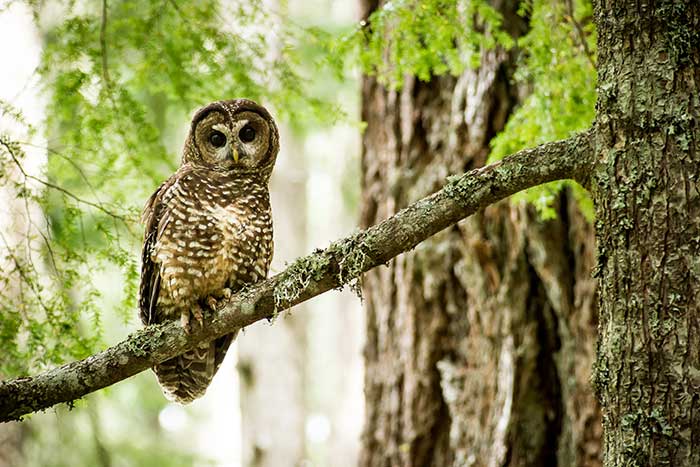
[
  {"xmin": 209, "ymin": 130, "xmax": 226, "ymax": 148},
  {"xmin": 239, "ymin": 125, "xmax": 256, "ymax": 143}
]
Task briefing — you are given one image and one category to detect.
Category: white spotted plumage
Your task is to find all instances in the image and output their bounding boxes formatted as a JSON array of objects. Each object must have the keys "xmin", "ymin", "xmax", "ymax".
[{"xmin": 139, "ymin": 99, "xmax": 279, "ymax": 403}]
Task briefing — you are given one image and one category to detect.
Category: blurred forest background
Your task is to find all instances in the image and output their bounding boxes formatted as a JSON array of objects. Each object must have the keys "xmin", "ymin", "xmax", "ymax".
[{"xmin": 0, "ymin": 0, "xmax": 596, "ymax": 466}]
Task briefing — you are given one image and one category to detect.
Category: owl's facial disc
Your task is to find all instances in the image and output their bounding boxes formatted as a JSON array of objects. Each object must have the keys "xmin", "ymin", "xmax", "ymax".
[{"xmin": 190, "ymin": 106, "xmax": 273, "ymax": 172}]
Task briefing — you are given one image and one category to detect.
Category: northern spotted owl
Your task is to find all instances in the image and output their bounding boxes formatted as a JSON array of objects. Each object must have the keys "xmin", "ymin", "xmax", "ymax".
[{"xmin": 139, "ymin": 99, "xmax": 278, "ymax": 403}]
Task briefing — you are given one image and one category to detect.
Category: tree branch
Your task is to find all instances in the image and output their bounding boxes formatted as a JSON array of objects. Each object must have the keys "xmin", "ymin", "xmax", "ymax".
[{"xmin": 0, "ymin": 130, "xmax": 593, "ymax": 423}]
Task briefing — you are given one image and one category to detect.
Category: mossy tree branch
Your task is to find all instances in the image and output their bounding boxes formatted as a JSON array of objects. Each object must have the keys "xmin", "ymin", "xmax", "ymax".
[{"xmin": 0, "ymin": 129, "xmax": 593, "ymax": 423}]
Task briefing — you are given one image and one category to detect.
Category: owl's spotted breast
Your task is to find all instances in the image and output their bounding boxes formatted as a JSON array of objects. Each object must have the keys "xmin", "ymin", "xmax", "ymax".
[{"xmin": 151, "ymin": 168, "xmax": 273, "ymax": 320}]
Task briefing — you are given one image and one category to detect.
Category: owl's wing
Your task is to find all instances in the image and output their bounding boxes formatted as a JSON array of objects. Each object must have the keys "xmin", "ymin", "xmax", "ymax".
[{"xmin": 139, "ymin": 167, "xmax": 189, "ymax": 325}]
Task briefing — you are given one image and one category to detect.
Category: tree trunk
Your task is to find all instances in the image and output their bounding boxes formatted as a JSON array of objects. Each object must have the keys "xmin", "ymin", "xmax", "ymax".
[
  {"xmin": 591, "ymin": 1, "xmax": 700, "ymax": 465},
  {"xmin": 359, "ymin": 1, "xmax": 601, "ymax": 466}
]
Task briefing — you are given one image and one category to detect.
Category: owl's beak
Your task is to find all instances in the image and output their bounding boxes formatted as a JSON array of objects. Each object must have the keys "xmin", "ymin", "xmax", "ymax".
[{"xmin": 231, "ymin": 146, "xmax": 239, "ymax": 163}]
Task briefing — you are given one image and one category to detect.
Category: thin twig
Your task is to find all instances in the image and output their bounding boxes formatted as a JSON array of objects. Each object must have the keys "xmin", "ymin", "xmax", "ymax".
[
  {"xmin": 100, "ymin": 0, "xmax": 111, "ymax": 87},
  {"xmin": 22, "ymin": 142, "xmax": 107, "ymax": 209},
  {"xmin": 565, "ymin": 0, "xmax": 595, "ymax": 68},
  {"xmin": 0, "ymin": 139, "xmax": 133, "ymax": 226},
  {"xmin": 31, "ymin": 218, "xmax": 59, "ymax": 276},
  {"xmin": 0, "ymin": 231, "xmax": 51, "ymax": 320}
]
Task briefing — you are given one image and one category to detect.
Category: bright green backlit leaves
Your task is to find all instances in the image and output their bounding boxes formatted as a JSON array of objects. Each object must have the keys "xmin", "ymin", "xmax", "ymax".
[
  {"xmin": 329, "ymin": 0, "xmax": 515, "ymax": 88},
  {"xmin": 329, "ymin": 0, "xmax": 596, "ymax": 219},
  {"xmin": 490, "ymin": 0, "xmax": 596, "ymax": 220}
]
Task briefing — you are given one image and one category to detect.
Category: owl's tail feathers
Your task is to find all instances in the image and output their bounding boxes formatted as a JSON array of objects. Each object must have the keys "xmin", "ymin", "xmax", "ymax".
[{"xmin": 153, "ymin": 330, "xmax": 238, "ymax": 404}]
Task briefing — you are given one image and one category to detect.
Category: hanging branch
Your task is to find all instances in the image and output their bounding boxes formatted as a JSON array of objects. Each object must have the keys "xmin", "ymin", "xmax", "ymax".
[{"xmin": 0, "ymin": 130, "xmax": 594, "ymax": 423}]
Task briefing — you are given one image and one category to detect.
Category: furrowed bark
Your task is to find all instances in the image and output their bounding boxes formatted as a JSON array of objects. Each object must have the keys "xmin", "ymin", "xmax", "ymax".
[
  {"xmin": 592, "ymin": 1, "xmax": 700, "ymax": 465},
  {"xmin": 0, "ymin": 131, "xmax": 593, "ymax": 423},
  {"xmin": 358, "ymin": 0, "xmax": 600, "ymax": 462}
]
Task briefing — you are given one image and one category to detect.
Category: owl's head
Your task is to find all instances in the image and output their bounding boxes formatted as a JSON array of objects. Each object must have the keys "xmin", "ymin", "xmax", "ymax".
[{"xmin": 182, "ymin": 99, "xmax": 279, "ymax": 177}]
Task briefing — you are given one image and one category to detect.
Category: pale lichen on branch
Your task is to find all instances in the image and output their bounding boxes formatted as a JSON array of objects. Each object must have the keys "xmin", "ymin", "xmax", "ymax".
[{"xmin": 272, "ymin": 233, "xmax": 371, "ymax": 318}]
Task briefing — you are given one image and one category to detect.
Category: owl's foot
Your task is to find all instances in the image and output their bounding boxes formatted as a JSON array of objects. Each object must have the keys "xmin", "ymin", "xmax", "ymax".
[
  {"xmin": 192, "ymin": 304, "xmax": 204, "ymax": 327},
  {"xmin": 206, "ymin": 296, "xmax": 218, "ymax": 311},
  {"xmin": 180, "ymin": 305, "xmax": 205, "ymax": 334},
  {"xmin": 180, "ymin": 309, "xmax": 191, "ymax": 333},
  {"xmin": 205, "ymin": 288, "xmax": 232, "ymax": 312}
]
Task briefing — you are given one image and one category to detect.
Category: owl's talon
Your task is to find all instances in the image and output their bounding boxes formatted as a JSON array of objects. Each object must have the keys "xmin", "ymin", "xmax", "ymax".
[
  {"xmin": 181, "ymin": 311, "xmax": 192, "ymax": 334},
  {"xmin": 192, "ymin": 304, "xmax": 204, "ymax": 327},
  {"xmin": 206, "ymin": 288, "xmax": 232, "ymax": 311}
]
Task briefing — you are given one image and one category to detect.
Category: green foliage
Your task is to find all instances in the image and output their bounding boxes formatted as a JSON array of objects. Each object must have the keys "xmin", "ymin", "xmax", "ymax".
[
  {"xmin": 0, "ymin": 127, "xmax": 104, "ymax": 376},
  {"xmin": 489, "ymin": 0, "xmax": 596, "ymax": 219},
  {"xmin": 327, "ymin": 0, "xmax": 515, "ymax": 87},
  {"xmin": 323, "ymin": 0, "xmax": 596, "ymax": 219},
  {"xmin": 1, "ymin": 0, "xmax": 343, "ymax": 377}
]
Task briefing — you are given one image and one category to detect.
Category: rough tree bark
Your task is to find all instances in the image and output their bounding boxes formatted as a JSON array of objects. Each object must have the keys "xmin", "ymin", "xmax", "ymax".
[
  {"xmin": 359, "ymin": 1, "xmax": 600, "ymax": 466},
  {"xmin": 591, "ymin": 1, "xmax": 700, "ymax": 466}
]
